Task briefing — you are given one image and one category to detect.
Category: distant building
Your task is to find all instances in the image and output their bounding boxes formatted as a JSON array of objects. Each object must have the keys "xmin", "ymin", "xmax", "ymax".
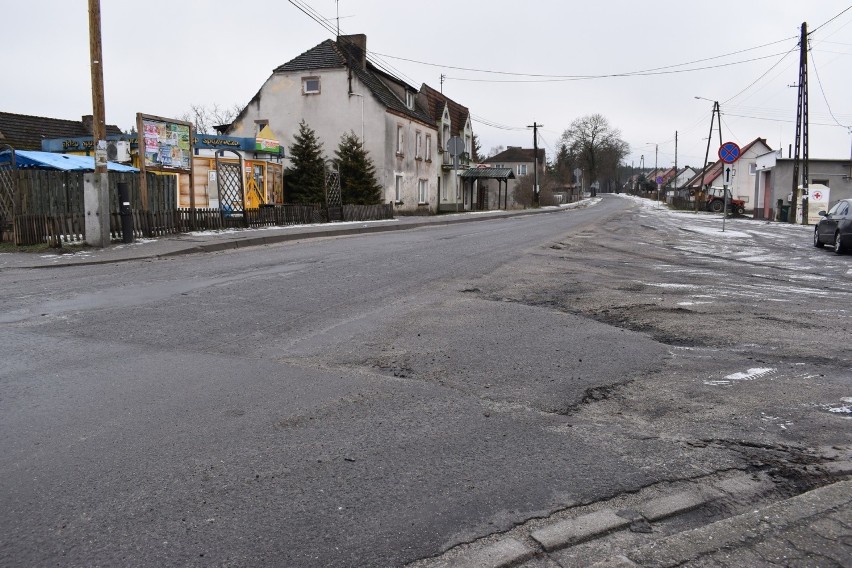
[
  {"xmin": 683, "ymin": 138, "xmax": 772, "ymax": 210},
  {"xmin": 0, "ymin": 112, "xmax": 123, "ymax": 151},
  {"xmin": 482, "ymin": 146, "xmax": 545, "ymax": 208}
]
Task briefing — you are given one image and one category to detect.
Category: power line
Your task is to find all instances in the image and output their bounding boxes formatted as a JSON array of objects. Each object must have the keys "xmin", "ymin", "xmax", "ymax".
[
  {"xmin": 287, "ymin": 0, "xmax": 422, "ymax": 88},
  {"xmin": 809, "ymin": 50, "xmax": 850, "ymax": 128},
  {"xmin": 808, "ymin": 5, "xmax": 852, "ymax": 35},
  {"xmin": 371, "ymin": 36, "xmax": 796, "ymax": 81},
  {"xmin": 723, "ymin": 113, "xmax": 845, "ymax": 128},
  {"xmin": 444, "ymin": 52, "xmax": 792, "ymax": 83},
  {"xmin": 722, "ymin": 46, "xmax": 798, "ymax": 105},
  {"xmin": 471, "ymin": 114, "xmax": 527, "ymax": 131}
]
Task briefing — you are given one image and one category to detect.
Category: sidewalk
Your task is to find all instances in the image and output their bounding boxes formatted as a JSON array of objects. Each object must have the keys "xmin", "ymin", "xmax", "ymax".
[
  {"xmin": 0, "ymin": 203, "xmax": 589, "ymax": 270},
  {"xmin": 411, "ymin": 462, "xmax": 852, "ymax": 568}
]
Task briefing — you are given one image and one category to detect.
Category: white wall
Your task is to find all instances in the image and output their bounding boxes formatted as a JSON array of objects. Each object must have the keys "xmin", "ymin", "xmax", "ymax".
[{"xmin": 229, "ymin": 69, "xmax": 439, "ymax": 213}]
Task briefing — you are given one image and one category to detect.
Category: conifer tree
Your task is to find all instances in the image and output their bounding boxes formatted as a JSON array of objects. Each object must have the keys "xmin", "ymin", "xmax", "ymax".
[
  {"xmin": 334, "ymin": 131, "xmax": 383, "ymax": 205},
  {"xmin": 286, "ymin": 120, "xmax": 326, "ymax": 203}
]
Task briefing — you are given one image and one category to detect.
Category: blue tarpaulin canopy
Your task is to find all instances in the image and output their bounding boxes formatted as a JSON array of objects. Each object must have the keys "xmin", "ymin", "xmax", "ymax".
[{"xmin": 0, "ymin": 150, "xmax": 139, "ymax": 172}]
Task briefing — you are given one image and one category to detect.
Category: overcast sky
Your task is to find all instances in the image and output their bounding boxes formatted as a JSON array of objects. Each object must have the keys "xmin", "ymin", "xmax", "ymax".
[{"xmin": 5, "ymin": 1, "xmax": 851, "ymax": 169}]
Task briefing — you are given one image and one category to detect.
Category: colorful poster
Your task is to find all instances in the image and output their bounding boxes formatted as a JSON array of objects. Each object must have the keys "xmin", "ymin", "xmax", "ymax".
[{"xmin": 141, "ymin": 117, "xmax": 192, "ymax": 171}]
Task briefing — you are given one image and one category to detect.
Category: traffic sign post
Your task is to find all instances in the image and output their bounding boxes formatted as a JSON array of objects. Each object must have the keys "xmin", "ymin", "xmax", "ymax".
[
  {"xmin": 717, "ymin": 142, "xmax": 741, "ymax": 232},
  {"xmin": 447, "ymin": 136, "xmax": 465, "ymax": 212},
  {"xmin": 718, "ymin": 141, "xmax": 741, "ymax": 164}
]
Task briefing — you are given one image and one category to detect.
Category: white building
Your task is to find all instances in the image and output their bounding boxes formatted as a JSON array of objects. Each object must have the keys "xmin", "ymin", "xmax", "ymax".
[{"xmin": 227, "ymin": 34, "xmax": 443, "ymax": 213}]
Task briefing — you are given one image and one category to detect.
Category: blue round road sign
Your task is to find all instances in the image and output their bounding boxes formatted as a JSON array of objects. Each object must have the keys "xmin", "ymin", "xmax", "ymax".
[{"xmin": 718, "ymin": 141, "xmax": 741, "ymax": 164}]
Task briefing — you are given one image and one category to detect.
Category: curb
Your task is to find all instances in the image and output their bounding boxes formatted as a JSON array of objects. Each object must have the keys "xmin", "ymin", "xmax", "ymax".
[
  {"xmin": 411, "ymin": 469, "xmax": 852, "ymax": 568},
  {"xmin": 619, "ymin": 479, "xmax": 852, "ymax": 567},
  {"xmin": 7, "ymin": 205, "xmax": 573, "ymax": 269}
]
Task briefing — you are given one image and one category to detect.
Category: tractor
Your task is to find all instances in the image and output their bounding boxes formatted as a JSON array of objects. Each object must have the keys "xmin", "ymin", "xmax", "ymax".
[{"xmin": 704, "ymin": 186, "xmax": 746, "ymax": 215}]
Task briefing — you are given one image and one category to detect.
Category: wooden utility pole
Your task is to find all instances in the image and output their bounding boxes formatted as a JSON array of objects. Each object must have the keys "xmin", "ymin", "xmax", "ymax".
[
  {"xmin": 528, "ymin": 122, "xmax": 542, "ymax": 205},
  {"xmin": 88, "ymin": 0, "xmax": 107, "ymax": 173},
  {"xmin": 84, "ymin": 0, "xmax": 110, "ymax": 247}
]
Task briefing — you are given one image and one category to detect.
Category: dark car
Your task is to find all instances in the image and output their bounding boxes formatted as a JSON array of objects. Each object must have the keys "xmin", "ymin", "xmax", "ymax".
[{"xmin": 814, "ymin": 198, "xmax": 852, "ymax": 254}]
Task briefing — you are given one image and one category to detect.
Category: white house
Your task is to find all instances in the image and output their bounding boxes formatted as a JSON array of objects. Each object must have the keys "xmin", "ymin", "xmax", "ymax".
[
  {"xmin": 684, "ymin": 138, "xmax": 772, "ymax": 209},
  {"xmin": 227, "ymin": 34, "xmax": 442, "ymax": 213},
  {"xmin": 418, "ymin": 84, "xmax": 475, "ymax": 211}
]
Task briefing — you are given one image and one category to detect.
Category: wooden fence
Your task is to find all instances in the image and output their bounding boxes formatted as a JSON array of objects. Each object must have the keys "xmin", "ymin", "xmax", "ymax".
[{"xmin": 6, "ymin": 170, "xmax": 394, "ymax": 246}]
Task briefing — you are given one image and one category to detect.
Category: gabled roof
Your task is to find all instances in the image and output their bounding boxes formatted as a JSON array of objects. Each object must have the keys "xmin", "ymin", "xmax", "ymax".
[
  {"xmin": 483, "ymin": 147, "xmax": 545, "ymax": 164},
  {"xmin": 253, "ymin": 37, "xmax": 432, "ymax": 127},
  {"xmin": 418, "ymin": 84, "xmax": 471, "ymax": 136},
  {"xmin": 0, "ymin": 112, "xmax": 123, "ymax": 151},
  {"xmin": 273, "ymin": 39, "xmax": 346, "ymax": 73},
  {"xmin": 683, "ymin": 138, "xmax": 771, "ymax": 188}
]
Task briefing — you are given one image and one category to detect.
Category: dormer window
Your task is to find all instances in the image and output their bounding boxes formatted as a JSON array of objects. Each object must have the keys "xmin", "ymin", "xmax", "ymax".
[{"xmin": 405, "ymin": 91, "xmax": 415, "ymax": 109}]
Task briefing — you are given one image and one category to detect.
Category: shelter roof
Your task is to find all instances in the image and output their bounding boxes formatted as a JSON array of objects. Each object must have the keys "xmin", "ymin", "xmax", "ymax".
[
  {"xmin": 0, "ymin": 149, "xmax": 138, "ymax": 172},
  {"xmin": 460, "ymin": 168, "xmax": 515, "ymax": 180},
  {"xmin": 0, "ymin": 112, "xmax": 123, "ymax": 151}
]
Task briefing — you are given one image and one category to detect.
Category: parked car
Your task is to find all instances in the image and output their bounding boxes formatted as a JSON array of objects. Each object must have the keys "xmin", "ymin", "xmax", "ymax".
[{"xmin": 813, "ymin": 198, "xmax": 852, "ymax": 254}]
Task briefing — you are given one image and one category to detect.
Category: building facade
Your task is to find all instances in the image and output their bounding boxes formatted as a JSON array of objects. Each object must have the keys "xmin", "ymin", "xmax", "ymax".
[
  {"xmin": 753, "ymin": 151, "xmax": 852, "ymax": 221},
  {"xmin": 227, "ymin": 34, "xmax": 444, "ymax": 214}
]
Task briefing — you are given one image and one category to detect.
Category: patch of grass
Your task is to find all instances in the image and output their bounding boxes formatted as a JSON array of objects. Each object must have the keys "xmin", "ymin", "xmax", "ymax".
[{"xmin": 0, "ymin": 241, "xmax": 92, "ymax": 254}]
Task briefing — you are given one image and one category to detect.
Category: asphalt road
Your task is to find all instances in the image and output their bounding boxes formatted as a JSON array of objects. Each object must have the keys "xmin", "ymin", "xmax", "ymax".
[{"xmin": 1, "ymin": 196, "xmax": 849, "ymax": 567}]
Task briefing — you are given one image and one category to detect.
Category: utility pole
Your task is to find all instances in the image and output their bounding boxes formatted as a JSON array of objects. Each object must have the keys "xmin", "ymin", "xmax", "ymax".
[
  {"xmin": 698, "ymin": 100, "xmax": 722, "ymax": 212},
  {"xmin": 790, "ymin": 21, "xmax": 809, "ymax": 224},
  {"xmin": 673, "ymin": 130, "xmax": 678, "ymax": 202},
  {"xmin": 654, "ymin": 143, "xmax": 659, "ymax": 201},
  {"xmin": 85, "ymin": 0, "xmax": 109, "ymax": 247},
  {"xmin": 528, "ymin": 122, "xmax": 542, "ymax": 205}
]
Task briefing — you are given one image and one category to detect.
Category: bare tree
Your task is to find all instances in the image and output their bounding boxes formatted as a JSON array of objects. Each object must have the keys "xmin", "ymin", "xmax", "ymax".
[
  {"xmin": 559, "ymin": 114, "xmax": 629, "ymax": 196},
  {"xmin": 180, "ymin": 103, "xmax": 243, "ymax": 134},
  {"xmin": 487, "ymin": 145, "xmax": 505, "ymax": 158},
  {"xmin": 512, "ymin": 174, "xmax": 558, "ymax": 207}
]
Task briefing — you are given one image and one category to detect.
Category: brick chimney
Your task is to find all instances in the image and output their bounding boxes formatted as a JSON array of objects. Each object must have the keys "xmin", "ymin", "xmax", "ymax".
[
  {"xmin": 339, "ymin": 34, "xmax": 367, "ymax": 70},
  {"xmin": 81, "ymin": 115, "xmax": 94, "ymax": 134}
]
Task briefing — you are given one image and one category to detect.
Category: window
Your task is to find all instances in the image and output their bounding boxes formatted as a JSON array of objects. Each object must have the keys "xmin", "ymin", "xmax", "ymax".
[
  {"xmin": 415, "ymin": 131, "xmax": 422, "ymax": 159},
  {"xmin": 518, "ymin": 164, "xmax": 528, "ymax": 176},
  {"xmin": 405, "ymin": 91, "xmax": 415, "ymax": 109},
  {"xmin": 425, "ymin": 134, "xmax": 432, "ymax": 161},
  {"xmin": 395, "ymin": 175, "xmax": 403, "ymax": 202},
  {"xmin": 302, "ymin": 77, "xmax": 320, "ymax": 95},
  {"xmin": 397, "ymin": 125, "xmax": 405, "ymax": 155},
  {"xmin": 442, "ymin": 124, "xmax": 450, "ymax": 149},
  {"xmin": 748, "ymin": 162, "xmax": 757, "ymax": 175},
  {"xmin": 418, "ymin": 179, "xmax": 428, "ymax": 204},
  {"xmin": 465, "ymin": 135, "xmax": 471, "ymax": 155}
]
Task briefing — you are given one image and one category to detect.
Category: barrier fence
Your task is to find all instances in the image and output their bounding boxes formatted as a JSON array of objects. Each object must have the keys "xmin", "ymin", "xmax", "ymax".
[{"xmin": 4, "ymin": 170, "xmax": 394, "ymax": 246}]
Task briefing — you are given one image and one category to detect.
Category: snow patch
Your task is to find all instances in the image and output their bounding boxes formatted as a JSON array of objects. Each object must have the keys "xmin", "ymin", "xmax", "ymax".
[{"xmin": 704, "ymin": 367, "xmax": 775, "ymax": 386}]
